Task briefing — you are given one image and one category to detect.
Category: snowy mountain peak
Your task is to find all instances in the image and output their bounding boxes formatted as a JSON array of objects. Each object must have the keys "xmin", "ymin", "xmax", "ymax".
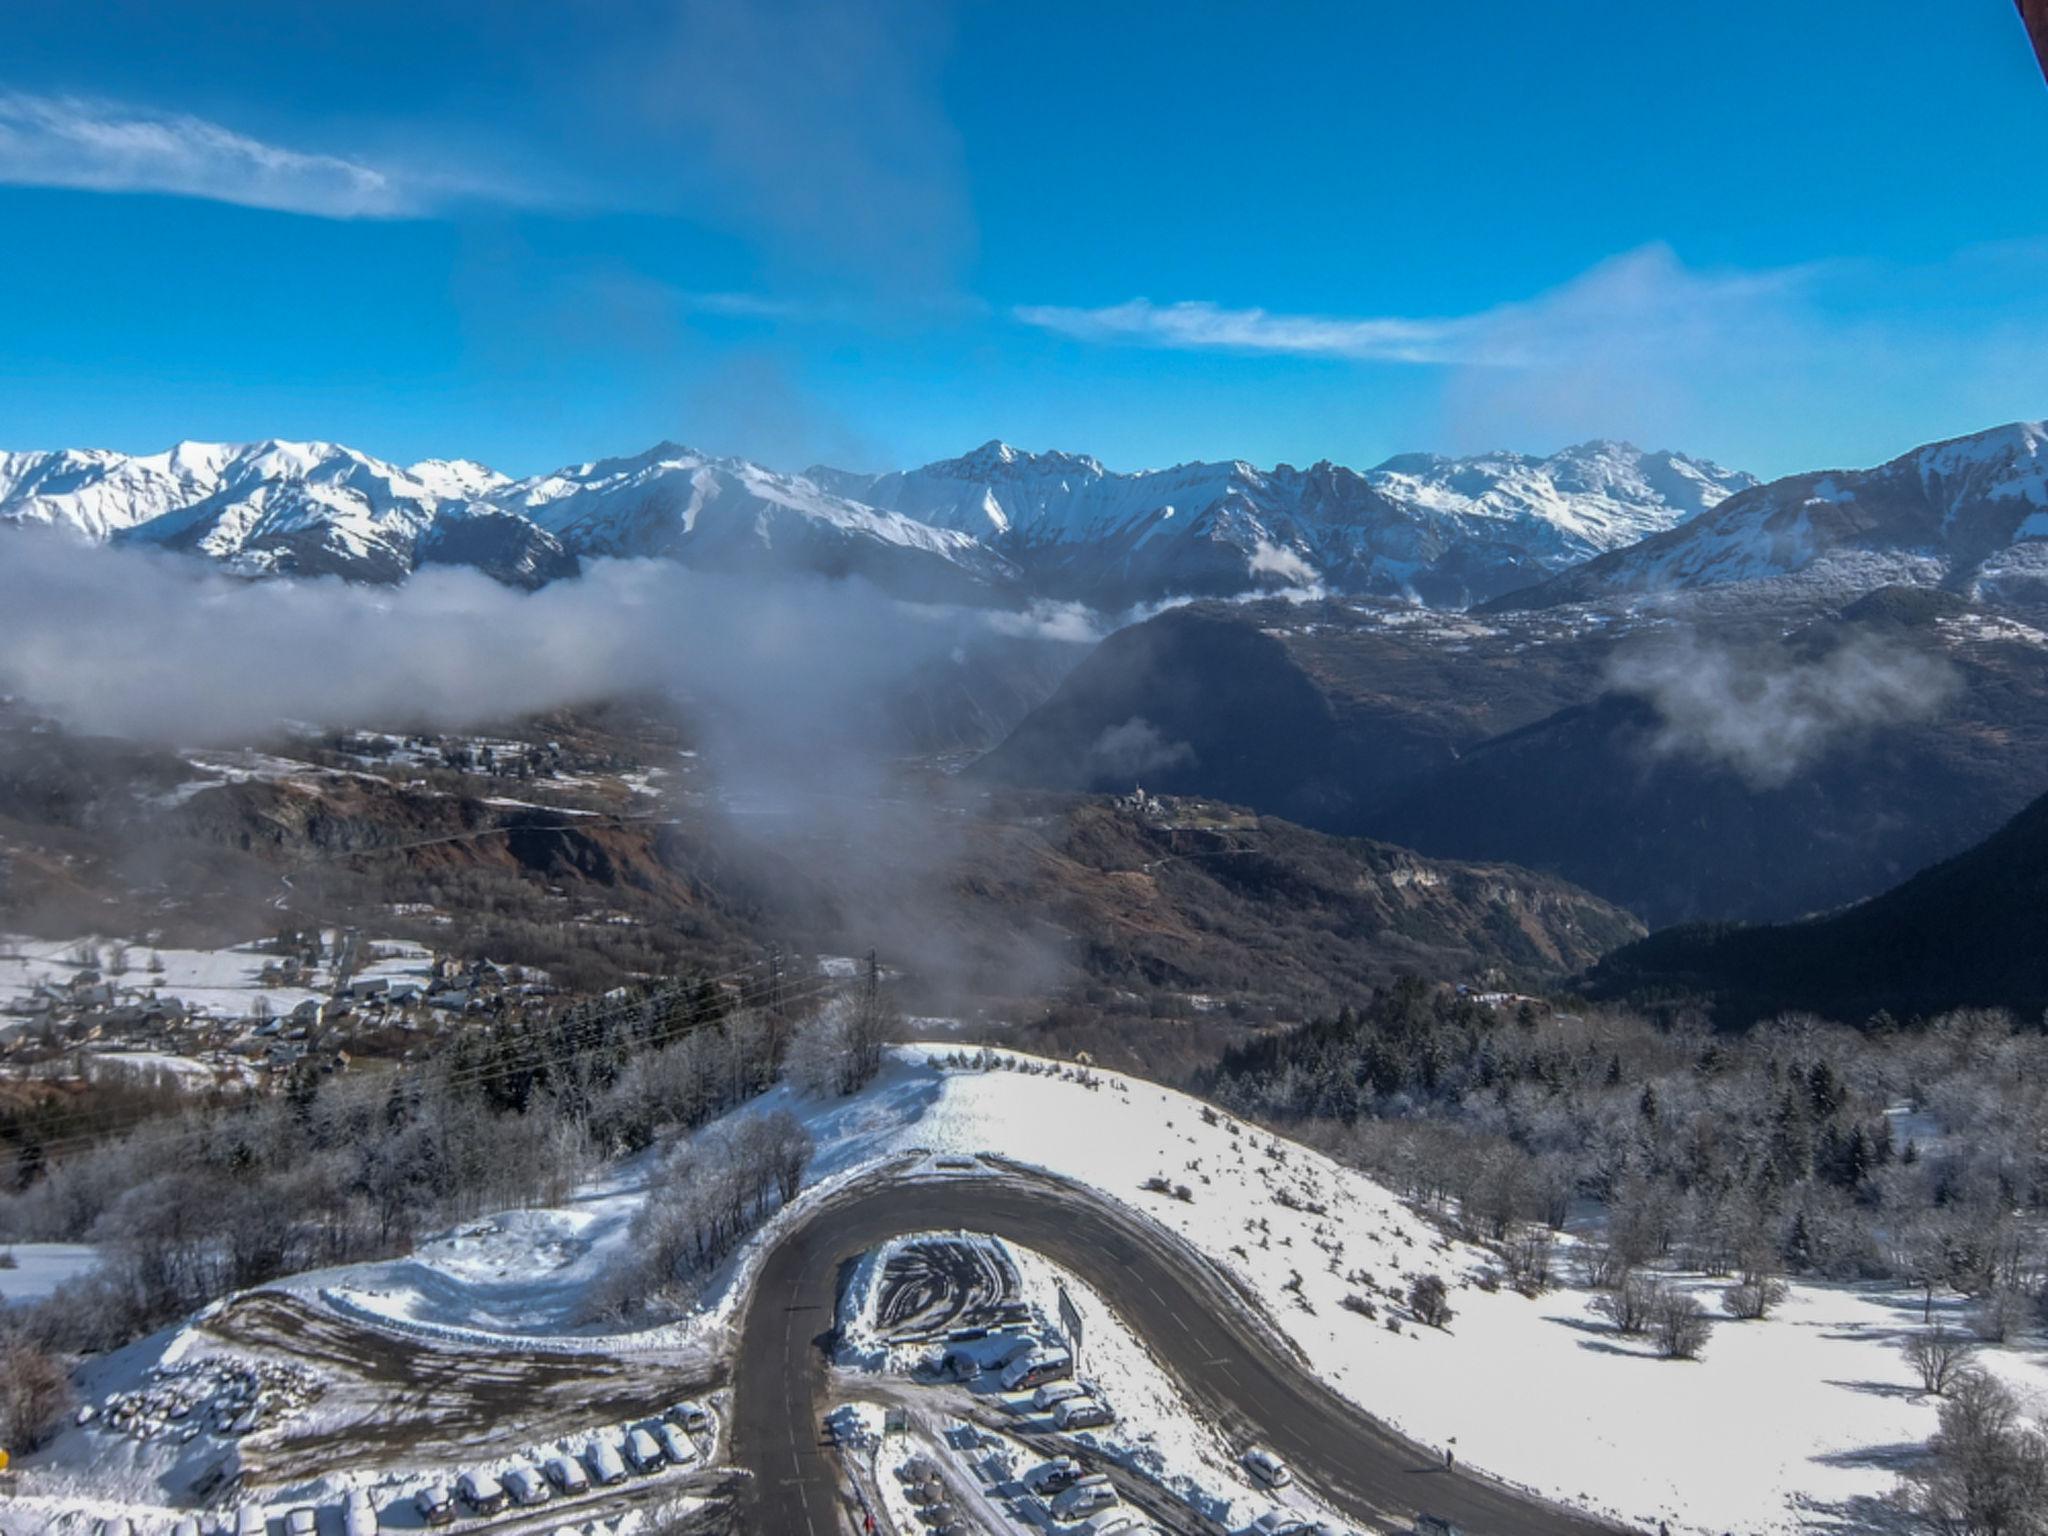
[{"xmin": 1493, "ymin": 419, "xmax": 2048, "ymax": 610}]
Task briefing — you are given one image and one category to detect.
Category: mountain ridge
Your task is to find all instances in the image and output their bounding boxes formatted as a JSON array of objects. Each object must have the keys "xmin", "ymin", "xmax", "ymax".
[{"xmin": 0, "ymin": 432, "xmax": 1752, "ymax": 604}]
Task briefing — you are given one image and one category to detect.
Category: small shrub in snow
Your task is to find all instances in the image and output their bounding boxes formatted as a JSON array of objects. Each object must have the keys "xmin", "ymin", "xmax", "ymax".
[
  {"xmin": 0, "ymin": 1250, "xmax": 16, "ymax": 1269},
  {"xmin": 1905, "ymin": 1324, "xmax": 1978, "ymax": 1396},
  {"xmin": 1720, "ymin": 1271, "xmax": 1789, "ymax": 1321},
  {"xmin": 1590, "ymin": 1273, "xmax": 1660, "ymax": 1336},
  {"xmin": 1341, "ymin": 1293, "xmax": 1377, "ymax": 1320},
  {"xmin": 1143, "ymin": 1176, "xmax": 1173, "ymax": 1196},
  {"xmin": 1408, "ymin": 1273, "xmax": 1454, "ymax": 1329},
  {"xmin": 1652, "ymin": 1288, "xmax": 1712, "ymax": 1360},
  {"xmin": 1474, "ymin": 1269, "xmax": 1501, "ymax": 1294}
]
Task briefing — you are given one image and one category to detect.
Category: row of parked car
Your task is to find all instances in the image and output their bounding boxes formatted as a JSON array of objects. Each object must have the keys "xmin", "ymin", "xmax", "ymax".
[{"xmin": 411, "ymin": 1401, "xmax": 713, "ymax": 1524}]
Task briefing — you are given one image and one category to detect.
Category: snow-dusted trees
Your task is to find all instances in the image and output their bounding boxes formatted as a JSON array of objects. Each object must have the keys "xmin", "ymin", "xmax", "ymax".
[
  {"xmin": 785, "ymin": 966, "xmax": 904, "ymax": 1100},
  {"xmin": 1407, "ymin": 1273, "xmax": 1453, "ymax": 1329},
  {"xmin": 591, "ymin": 1109, "xmax": 813, "ymax": 1318},
  {"xmin": 1896, "ymin": 1371, "xmax": 2048, "ymax": 1535},
  {"xmin": 0, "ymin": 1333, "xmax": 72, "ymax": 1450}
]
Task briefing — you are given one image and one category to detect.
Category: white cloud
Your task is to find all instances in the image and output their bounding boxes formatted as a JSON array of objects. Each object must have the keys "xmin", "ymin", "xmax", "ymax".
[
  {"xmin": 1014, "ymin": 297, "xmax": 1475, "ymax": 363},
  {"xmin": 1014, "ymin": 245, "xmax": 1801, "ymax": 370},
  {"xmin": 0, "ymin": 92, "xmax": 504, "ymax": 219}
]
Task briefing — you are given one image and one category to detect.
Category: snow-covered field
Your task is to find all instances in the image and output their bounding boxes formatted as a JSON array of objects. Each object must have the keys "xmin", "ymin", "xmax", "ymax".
[
  {"xmin": 19, "ymin": 1045, "xmax": 2048, "ymax": 1535},
  {"xmin": 0, "ymin": 1243, "xmax": 101, "ymax": 1306}
]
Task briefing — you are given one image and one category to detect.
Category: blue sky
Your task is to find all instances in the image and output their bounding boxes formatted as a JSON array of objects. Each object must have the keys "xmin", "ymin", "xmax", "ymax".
[{"xmin": 0, "ymin": 0, "xmax": 2043, "ymax": 479}]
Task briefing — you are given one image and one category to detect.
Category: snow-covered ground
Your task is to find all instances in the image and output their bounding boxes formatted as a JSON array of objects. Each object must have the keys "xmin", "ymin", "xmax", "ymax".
[
  {"xmin": 0, "ymin": 1243, "xmax": 101, "ymax": 1306},
  {"xmin": 19, "ymin": 1045, "xmax": 2048, "ymax": 1534}
]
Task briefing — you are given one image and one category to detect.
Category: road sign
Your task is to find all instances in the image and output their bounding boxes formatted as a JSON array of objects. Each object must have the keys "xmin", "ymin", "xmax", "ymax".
[{"xmin": 1057, "ymin": 1283, "xmax": 1084, "ymax": 1365}]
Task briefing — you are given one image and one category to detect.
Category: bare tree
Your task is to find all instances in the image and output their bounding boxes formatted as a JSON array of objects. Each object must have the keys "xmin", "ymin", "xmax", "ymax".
[
  {"xmin": 0, "ymin": 1335, "xmax": 75, "ymax": 1450},
  {"xmin": 1895, "ymin": 1370, "xmax": 2048, "ymax": 1535},
  {"xmin": 1905, "ymin": 1324, "xmax": 1979, "ymax": 1397},
  {"xmin": 1969, "ymin": 1288, "xmax": 2032, "ymax": 1345}
]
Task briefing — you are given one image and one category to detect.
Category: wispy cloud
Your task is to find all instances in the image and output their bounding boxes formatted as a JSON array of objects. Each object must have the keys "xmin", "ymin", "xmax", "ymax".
[
  {"xmin": 0, "ymin": 92, "xmax": 510, "ymax": 219},
  {"xmin": 1014, "ymin": 297, "xmax": 1479, "ymax": 363},
  {"xmin": 1015, "ymin": 246, "xmax": 1802, "ymax": 369}
]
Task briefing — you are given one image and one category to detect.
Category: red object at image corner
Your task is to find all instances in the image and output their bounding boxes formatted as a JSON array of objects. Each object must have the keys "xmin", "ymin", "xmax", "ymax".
[{"xmin": 2020, "ymin": 0, "xmax": 2048, "ymax": 84}]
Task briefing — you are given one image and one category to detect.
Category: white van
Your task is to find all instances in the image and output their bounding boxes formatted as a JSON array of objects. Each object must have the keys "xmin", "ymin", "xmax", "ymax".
[{"xmin": 1242, "ymin": 1446, "xmax": 1292, "ymax": 1487}]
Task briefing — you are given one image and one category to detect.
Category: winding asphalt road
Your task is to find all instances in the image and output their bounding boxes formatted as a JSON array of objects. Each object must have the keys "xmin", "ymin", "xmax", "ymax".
[{"xmin": 730, "ymin": 1169, "xmax": 1626, "ymax": 1536}]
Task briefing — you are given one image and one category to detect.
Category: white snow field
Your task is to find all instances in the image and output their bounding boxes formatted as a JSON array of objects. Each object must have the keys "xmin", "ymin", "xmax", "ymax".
[{"xmin": 19, "ymin": 1046, "xmax": 2048, "ymax": 1534}]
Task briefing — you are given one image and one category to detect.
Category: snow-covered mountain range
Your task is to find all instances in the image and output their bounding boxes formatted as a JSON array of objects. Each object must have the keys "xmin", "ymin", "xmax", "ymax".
[
  {"xmin": 1495, "ymin": 420, "xmax": 2048, "ymax": 610},
  {"xmin": 0, "ymin": 433, "xmax": 1754, "ymax": 606},
  {"xmin": 814, "ymin": 438, "xmax": 1753, "ymax": 606}
]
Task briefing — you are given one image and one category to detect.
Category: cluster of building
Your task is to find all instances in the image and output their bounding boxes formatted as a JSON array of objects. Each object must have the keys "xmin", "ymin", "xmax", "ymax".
[{"xmin": 0, "ymin": 935, "xmax": 556, "ymax": 1089}]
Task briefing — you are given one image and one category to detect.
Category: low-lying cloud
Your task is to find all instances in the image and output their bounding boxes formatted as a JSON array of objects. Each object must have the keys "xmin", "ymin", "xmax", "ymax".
[
  {"xmin": 1087, "ymin": 717, "xmax": 1194, "ymax": 780},
  {"xmin": 1609, "ymin": 631, "xmax": 1959, "ymax": 789},
  {"xmin": 0, "ymin": 530, "xmax": 1060, "ymax": 759}
]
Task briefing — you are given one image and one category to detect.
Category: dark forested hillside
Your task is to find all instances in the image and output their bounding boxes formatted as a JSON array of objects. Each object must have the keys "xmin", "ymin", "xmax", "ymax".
[{"xmin": 1586, "ymin": 787, "xmax": 2048, "ymax": 1025}]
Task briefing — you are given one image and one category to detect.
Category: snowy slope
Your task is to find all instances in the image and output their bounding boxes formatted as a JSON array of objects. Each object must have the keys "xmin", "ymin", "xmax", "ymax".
[
  {"xmin": 1365, "ymin": 440, "xmax": 1752, "ymax": 553},
  {"xmin": 117, "ymin": 440, "xmax": 460, "ymax": 582},
  {"xmin": 0, "ymin": 442, "xmax": 236, "ymax": 541},
  {"xmin": 1496, "ymin": 420, "xmax": 2048, "ymax": 609}
]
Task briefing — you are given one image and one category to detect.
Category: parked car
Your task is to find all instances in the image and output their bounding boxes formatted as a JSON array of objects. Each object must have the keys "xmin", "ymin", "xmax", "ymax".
[
  {"xmin": 666, "ymin": 1400, "xmax": 714, "ymax": 1434},
  {"xmin": 1054, "ymin": 1396, "xmax": 1115, "ymax": 1431},
  {"xmin": 624, "ymin": 1427, "xmax": 667, "ymax": 1474},
  {"xmin": 457, "ymin": 1470, "xmax": 507, "ymax": 1515},
  {"xmin": 235, "ymin": 1508, "xmax": 268, "ymax": 1536},
  {"xmin": 413, "ymin": 1485, "xmax": 455, "ymax": 1526},
  {"xmin": 342, "ymin": 1490, "xmax": 378, "ymax": 1536},
  {"xmin": 504, "ymin": 1465, "xmax": 551, "ymax": 1506},
  {"xmin": 1001, "ymin": 1346, "xmax": 1074, "ymax": 1392},
  {"xmin": 284, "ymin": 1511, "xmax": 316, "ymax": 1536},
  {"xmin": 1032, "ymin": 1380, "xmax": 1086, "ymax": 1411},
  {"xmin": 585, "ymin": 1438, "xmax": 629, "ymax": 1486},
  {"xmin": 544, "ymin": 1454, "xmax": 590, "ymax": 1495},
  {"xmin": 1242, "ymin": 1447, "xmax": 1293, "ymax": 1488},
  {"xmin": 171, "ymin": 1520, "xmax": 202, "ymax": 1536},
  {"xmin": 1413, "ymin": 1520, "xmax": 1465, "ymax": 1536},
  {"xmin": 1250, "ymin": 1516, "xmax": 1313, "ymax": 1536},
  {"xmin": 95, "ymin": 1521, "xmax": 134, "ymax": 1536},
  {"xmin": 1036, "ymin": 1457, "xmax": 1082, "ymax": 1493},
  {"xmin": 654, "ymin": 1421, "xmax": 699, "ymax": 1466},
  {"xmin": 1050, "ymin": 1475, "xmax": 1118, "ymax": 1521}
]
